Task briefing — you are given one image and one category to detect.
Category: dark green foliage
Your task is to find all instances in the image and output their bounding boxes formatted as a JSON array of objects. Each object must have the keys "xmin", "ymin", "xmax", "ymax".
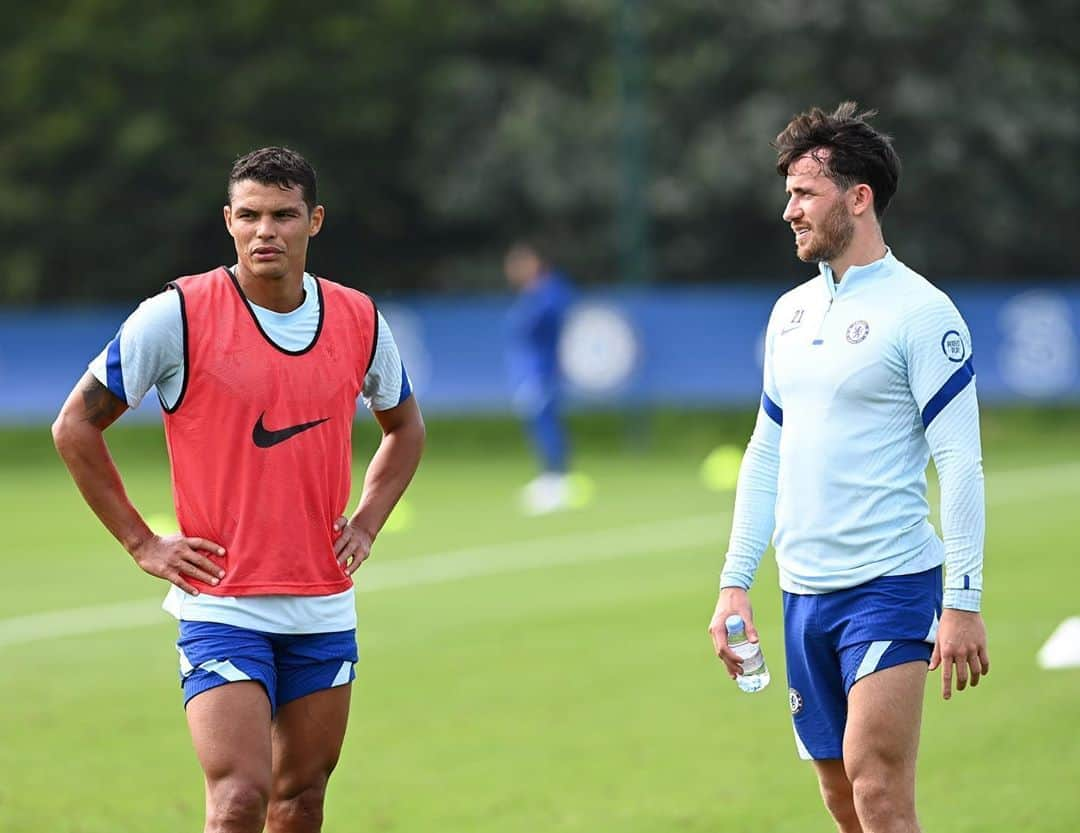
[{"xmin": 1, "ymin": 1, "xmax": 1076, "ymax": 303}]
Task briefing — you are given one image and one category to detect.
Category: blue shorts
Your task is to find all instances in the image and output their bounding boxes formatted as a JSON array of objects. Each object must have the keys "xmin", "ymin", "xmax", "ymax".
[
  {"xmin": 783, "ymin": 566, "xmax": 942, "ymax": 761},
  {"xmin": 176, "ymin": 621, "xmax": 358, "ymax": 716}
]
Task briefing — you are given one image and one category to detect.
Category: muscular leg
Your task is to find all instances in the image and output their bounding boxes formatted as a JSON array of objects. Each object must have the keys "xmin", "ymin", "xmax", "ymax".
[
  {"xmin": 186, "ymin": 681, "xmax": 273, "ymax": 833},
  {"xmin": 843, "ymin": 661, "xmax": 926, "ymax": 833},
  {"xmin": 813, "ymin": 759, "xmax": 863, "ymax": 833},
  {"xmin": 266, "ymin": 684, "xmax": 352, "ymax": 833}
]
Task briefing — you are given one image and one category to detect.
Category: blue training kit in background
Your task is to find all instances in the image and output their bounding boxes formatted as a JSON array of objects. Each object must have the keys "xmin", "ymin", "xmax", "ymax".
[
  {"xmin": 176, "ymin": 621, "xmax": 358, "ymax": 715},
  {"xmin": 506, "ymin": 270, "xmax": 574, "ymax": 472},
  {"xmin": 783, "ymin": 566, "xmax": 942, "ymax": 760}
]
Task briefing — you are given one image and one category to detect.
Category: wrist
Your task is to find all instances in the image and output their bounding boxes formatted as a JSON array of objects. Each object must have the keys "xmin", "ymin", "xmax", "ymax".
[
  {"xmin": 123, "ymin": 526, "xmax": 155, "ymax": 557},
  {"xmin": 346, "ymin": 514, "xmax": 378, "ymax": 541},
  {"xmin": 943, "ymin": 587, "xmax": 981, "ymax": 612}
]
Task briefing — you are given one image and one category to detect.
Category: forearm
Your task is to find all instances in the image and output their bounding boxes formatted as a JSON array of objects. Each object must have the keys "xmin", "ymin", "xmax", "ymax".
[
  {"xmin": 52, "ymin": 415, "xmax": 151, "ymax": 555},
  {"xmin": 350, "ymin": 410, "xmax": 425, "ymax": 538},
  {"xmin": 927, "ymin": 385, "xmax": 985, "ymax": 611},
  {"xmin": 719, "ymin": 411, "xmax": 780, "ymax": 590}
]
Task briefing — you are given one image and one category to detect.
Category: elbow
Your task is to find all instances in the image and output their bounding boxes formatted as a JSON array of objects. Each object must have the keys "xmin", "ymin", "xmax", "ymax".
[
  {"xmin": 52, "ymin": 409, "xmax": 92, "ymax": 461},
  {"xmin": 412, "ymin": 413, "xmax": 427, "ymax": 456},
  {"xmin": 51, "ymin": 411, "xmax": 73, "ymax": 456}
]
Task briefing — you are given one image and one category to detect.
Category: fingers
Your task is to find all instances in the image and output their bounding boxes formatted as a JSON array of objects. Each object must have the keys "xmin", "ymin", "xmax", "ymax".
[
  {"xmin": 170, "ymin": 574, "xmax": 201, "ymax": 596},
  {"xmin": 186, "ymin": 537, "xmax": 226, "ymax": 557},
  {"xmin": 708, "ymin": 628, "xmax": 733, "ymax": 674},
  {"xmin": 967, "ymin": 653, "xmax": 983, "ymax": 688},
  {"xmin": 938, "ymin": 640, "xmax": 989, "ymax": 700},
  {"xmin": 954, "ymin": 653, "xmax": 969, "ymax": 691},
  {"xmin": 345, "ymin": 550, "xmax": 371, "ymax": 575},
  {"xmin": 178, "ymin": 559, "xmax": 223, "ymax": 587},
  {"xmin": 170, "ymin": 542, "xmax": 227, "ymax": 594},
  {"xmin": 708, "ymin": 626, "xmax": 726, "ymax": 657},
  {"xmin": 333, "ymin": 519, "xmax": 351, "ymax": 555},
  {"xmin": 334, "ymin": 524, "xmax": 372, "ymax": 575},
  {"xmin": 929, "ymin": 641, "xmax": 941, "ymax": 671},
  {"xmin": 706, "ymin": 623, "xmax": 741, "ymax": 679},
  {"xmin": 719, "ymin": 650, "xmax": 742, "ymax": 679}
]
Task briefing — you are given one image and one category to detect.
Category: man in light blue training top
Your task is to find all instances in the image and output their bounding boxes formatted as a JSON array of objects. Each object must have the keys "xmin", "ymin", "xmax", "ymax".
[
  {"xmin": 504, "ymin": 241, "xmax": 575, "ymax": 514},
  {"xmin": 707, "ymin": 103, "xmax": 989, "ymax": 833}
]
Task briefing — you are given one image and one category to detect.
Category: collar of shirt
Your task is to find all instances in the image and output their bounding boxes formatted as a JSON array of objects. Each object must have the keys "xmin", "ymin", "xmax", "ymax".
[{"xmin": 819, "ymin": 247, "xmax": 897, "ymax": 300}]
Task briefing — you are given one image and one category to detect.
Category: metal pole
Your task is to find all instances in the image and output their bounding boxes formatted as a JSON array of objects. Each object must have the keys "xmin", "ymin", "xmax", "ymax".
[{"xmin": 616, "ymin": 0, "xmax": 651, "ymax": 286}]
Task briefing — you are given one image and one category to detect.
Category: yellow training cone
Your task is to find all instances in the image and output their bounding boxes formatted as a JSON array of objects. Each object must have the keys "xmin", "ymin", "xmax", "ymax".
[
  {"xmin": 382, "ymin": 499, "xmax": 415, "ymax": 534},
  {"xmin": 566, "ymin": 472, "xmax": 596, "ymax": 509},
  {"xmin": 700, "ymin": 445, "xmax": 743, "ymax": 492}
]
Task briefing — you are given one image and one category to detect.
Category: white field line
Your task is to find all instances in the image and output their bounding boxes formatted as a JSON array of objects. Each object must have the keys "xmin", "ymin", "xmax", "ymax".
[
  {"xmin": 0, "ymin": 514, "xmax": 727, "ymax": 649},
  {"xmin": 2, "ymin": 460, "xmax": 1078, "ymax": 649}
]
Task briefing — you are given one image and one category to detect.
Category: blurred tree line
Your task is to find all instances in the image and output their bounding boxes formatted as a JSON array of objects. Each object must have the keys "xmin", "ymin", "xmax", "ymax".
[{"xmin": 2, "ymin": 0, "xmax": 1076, "ymax": 304}]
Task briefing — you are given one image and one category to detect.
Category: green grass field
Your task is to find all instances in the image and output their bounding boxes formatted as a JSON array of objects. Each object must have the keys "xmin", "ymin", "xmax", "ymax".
[{"xmin": 1, "ymin": 409, "xmax": 1078, "ymax": 832}]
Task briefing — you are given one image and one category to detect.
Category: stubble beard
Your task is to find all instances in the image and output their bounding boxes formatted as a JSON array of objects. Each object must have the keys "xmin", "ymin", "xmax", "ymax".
[{"xmin": 796, "ymin": 200, "xmax": 856, "ymax": 264}]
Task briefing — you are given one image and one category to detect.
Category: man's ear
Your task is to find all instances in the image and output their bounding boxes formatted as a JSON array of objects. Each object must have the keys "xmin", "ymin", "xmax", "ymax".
[
  {"xmin": 308, "ymin": 205, "xmax": 325, "ymax": 237},
  {"xmin": 850, "ymin": 183, "xmax": 875, "ymax": 217}
]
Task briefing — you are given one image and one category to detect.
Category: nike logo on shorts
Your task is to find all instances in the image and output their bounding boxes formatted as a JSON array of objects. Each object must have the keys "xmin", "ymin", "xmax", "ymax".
[{"xmin": 252, "ymin": 413, "xmax": 330, "ymax": 448}]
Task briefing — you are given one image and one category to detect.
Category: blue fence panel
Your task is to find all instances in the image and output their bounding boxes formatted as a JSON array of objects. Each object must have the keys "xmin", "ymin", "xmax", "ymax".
[{"xmin": 2, "ymin": 283, "xmax": 1078, "ymax": 424}]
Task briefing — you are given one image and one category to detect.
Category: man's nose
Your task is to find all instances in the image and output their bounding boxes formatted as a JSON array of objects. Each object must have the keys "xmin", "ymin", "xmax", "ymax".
[{"xmin": 782, "ymin": 198, "xmax": 800, "ymax": 223}]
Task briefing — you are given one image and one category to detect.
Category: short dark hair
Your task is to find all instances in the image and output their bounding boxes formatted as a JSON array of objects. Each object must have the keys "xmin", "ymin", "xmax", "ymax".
[
  {"xmin": 227, "ymin": 146, "xmax": 317, "ymax": 212},
  {"xmin": 774, "ymin": 102, "xmax": 901, "ymax": 219}
]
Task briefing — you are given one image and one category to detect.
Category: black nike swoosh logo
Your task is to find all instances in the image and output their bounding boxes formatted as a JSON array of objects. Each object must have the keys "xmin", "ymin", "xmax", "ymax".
[{"xmin": 252, "ymin": 413, "xmax": 330, "ymax": 448}]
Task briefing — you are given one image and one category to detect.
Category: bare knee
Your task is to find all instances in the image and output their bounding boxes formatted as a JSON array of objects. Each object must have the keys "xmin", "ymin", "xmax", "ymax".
[
  {"xmin": 267, "ymin": 778, "xmax": 329, "ymax": 833},
  {"xmin": 816, "ymin": 763, "xmax": 861, "ymax": 833},
  {"xmin": 205, "ymin": 777, "xmax": 269, "ymax": 833},
  {"xmin": 847, "ymin": 761, "xmax": 917, "ymax": 832}
]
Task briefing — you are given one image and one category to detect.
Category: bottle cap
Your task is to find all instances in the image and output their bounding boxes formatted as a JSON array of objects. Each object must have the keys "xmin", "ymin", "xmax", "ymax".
[{"xmin": 724, "ymin": 614, "xmax": 745, "ymax": 634}]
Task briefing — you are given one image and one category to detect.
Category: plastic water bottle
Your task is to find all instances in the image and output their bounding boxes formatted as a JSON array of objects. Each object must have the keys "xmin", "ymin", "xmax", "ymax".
[{"xmin": 725, "ymin": 614, "xmax": 770, "ymax": 693}]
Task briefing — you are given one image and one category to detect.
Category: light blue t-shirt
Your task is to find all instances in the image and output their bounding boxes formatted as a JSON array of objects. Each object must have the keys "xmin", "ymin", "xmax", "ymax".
[{"xmin": 720, "ymin": 250, "xmax": 985, "ymax": 611}]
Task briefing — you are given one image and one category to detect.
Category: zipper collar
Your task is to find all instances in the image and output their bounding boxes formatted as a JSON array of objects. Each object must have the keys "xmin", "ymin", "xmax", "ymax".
[{"xmin": 819, "ymin": 247, "xmax": 896, "ymax": 300}]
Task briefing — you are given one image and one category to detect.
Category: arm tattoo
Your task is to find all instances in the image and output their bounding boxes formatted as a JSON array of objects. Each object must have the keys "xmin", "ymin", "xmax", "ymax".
[{"xmin": 80, "ymin": 377, "xmax": 128, "ymax": 429}]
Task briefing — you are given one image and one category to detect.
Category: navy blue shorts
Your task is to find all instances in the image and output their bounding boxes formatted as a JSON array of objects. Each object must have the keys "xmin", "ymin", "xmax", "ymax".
[
  {"xmin": 176, "ymin": 621, "xmax": 358, "ymax": 716},
  {"xmin": 783, "ymin": 566, "xmax": 942, "ymax": 760}
]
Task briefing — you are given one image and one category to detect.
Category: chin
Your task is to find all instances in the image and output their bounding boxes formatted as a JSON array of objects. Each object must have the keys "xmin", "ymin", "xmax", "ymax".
[{"xmin": 247, "ymin": 261, "xmax": 287, "ymax": 280}]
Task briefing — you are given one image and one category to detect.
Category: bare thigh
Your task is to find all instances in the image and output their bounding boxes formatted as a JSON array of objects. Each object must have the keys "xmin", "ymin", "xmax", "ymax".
[
  {"xmin": 843, "ymin": 660, "xmax": 926, "ymax": 831},
  {"xmin": 187, "ymin": 681, "xmax": 273, "ymax": 786},
  {"xmin": 271, "ymin": 684, "xmax": 352, "ymax": 797},
  {"xmin": 187, "ymin": 681, "xmax": 274, "ymax": 830},
  {"xmin": 844, "ymin": 660, "xmax": 925, "ymax": 775}
]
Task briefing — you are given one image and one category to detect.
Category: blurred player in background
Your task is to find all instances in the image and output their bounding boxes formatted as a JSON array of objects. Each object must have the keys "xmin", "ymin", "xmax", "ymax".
[
  {"xmin": 504, "ymin": 241, "xmax": 575, "ymax": 514},
  {"xmin": 707, "ymin": 104, "xmax": 989, "ymax": 833},
  {"xmin": 52, "ymin": 147, "xmax": 425, "ymax": 833}
]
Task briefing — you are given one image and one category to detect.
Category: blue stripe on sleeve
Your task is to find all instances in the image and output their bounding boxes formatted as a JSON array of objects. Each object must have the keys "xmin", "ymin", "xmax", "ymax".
[
  {"xmin": 105, "ymin": 328, "xmax": 128, "ymax": 403},
  {"xmin": 921, "ymin": 357, "xmax": 974, "ymax": 428},
  {"xmin": 396, "ymin": 361, "xmax": 412, "ymax": 406},
  {"xmin": 762, "ymin": 392, "xmax": 783, "ymax": 427}
]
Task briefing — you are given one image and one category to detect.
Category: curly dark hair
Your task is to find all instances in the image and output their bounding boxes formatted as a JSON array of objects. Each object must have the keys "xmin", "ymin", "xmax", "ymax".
[
  {"xmin": 227, "ymin": 146, "xmax": 317, "ymax": 212},
  {"xmin": 774, "ymin": 102, "xmax": 901, "ymax": 219}
]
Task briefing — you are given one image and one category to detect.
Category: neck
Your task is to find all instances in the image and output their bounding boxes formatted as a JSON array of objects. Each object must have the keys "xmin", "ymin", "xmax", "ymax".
[
  {"xmin": 235, "ymin": 266, "xmax": 306, "ymax": 312},
  {"xmin": 828, "ymin": 228, "xmax": 887, "ymax": 283}
]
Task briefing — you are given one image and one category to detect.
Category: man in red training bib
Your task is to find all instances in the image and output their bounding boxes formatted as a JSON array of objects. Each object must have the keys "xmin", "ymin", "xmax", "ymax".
[{"xmin": 52, "ymin": 147, "xmax": 425, "ymax": 833}]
